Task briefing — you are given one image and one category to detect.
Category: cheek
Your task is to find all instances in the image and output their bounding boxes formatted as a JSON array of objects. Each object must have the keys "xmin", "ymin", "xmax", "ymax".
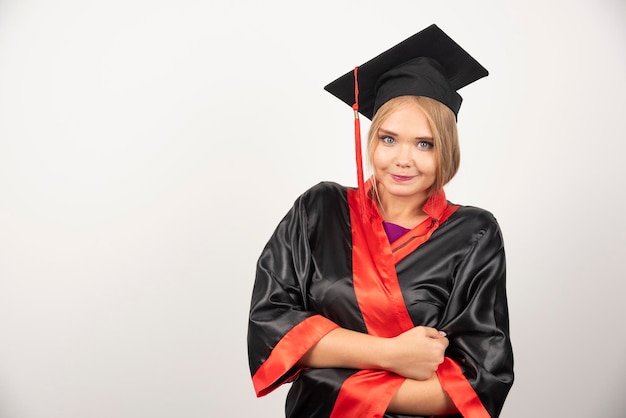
[
  {"xmin": 419, "ymin": 153, "xmax": 437, "ymax": 176},
  {"xmin": 371, "ymin": 148, "xmax": 386, "ymax": 170},
  {"xmin": 428, "ymin": 158, "xmax": 438, "ymax": 174}
]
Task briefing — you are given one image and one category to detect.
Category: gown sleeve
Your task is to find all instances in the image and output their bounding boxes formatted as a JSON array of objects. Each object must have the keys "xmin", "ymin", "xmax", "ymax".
[
  {"xmin": 436, "ymin": 212, "xmax": 514, "ymax": 418},
  {"xmin": 247, "ymin": 192, "xmax": 340, "ymax": 397}
]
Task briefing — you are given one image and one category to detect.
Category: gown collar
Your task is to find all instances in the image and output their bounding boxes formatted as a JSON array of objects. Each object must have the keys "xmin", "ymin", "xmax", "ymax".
[{"xmin": 361, "ymin": 177, "xmax": 449, "ymax": 222}]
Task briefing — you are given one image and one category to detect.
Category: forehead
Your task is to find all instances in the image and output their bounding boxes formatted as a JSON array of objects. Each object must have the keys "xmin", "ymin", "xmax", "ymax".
[{"xmin": 379, "ymin": 101, "xmax": 433, "ymax": 136}]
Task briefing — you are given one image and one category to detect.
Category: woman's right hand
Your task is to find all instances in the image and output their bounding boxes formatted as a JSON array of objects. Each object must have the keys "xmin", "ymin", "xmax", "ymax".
[{"xmin": 382, "ymin": 326, "xmax": 448, "ymax": 380}]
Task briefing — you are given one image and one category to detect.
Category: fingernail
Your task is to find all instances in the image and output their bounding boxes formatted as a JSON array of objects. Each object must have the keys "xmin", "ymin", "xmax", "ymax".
[{"xmin": 439, "ymin": 331, "xmax": 447, "ymax": 337}]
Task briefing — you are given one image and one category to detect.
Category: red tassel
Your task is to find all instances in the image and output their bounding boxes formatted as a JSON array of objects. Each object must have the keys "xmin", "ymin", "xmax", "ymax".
[{"xmin": 352, "ymin": 67, "xmax": 367, "ymax": 219}]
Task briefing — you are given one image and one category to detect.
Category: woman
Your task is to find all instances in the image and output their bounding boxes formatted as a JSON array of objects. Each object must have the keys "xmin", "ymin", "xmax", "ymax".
[{"xmin": 247, "ymin": 24, "xmax": 514, "ymax": 417}]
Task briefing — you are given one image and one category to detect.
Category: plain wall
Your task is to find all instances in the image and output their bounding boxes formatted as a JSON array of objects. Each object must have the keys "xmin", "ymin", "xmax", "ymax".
[{"xmin": 1, "ymin": 0, "xmax": 625, "ymax": 416}]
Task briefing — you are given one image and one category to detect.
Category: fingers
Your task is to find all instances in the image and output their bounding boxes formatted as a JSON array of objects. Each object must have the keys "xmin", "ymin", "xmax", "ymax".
[
  {"xmin": 436, "ymin": 333, "xmax": 450, "ymax": 350},
  {"xmin": 418, "ymin": 327, "xmax": 449, "ymax": 350},
  {"xmin": 419, "ymin": 326, "xmax": 448, "ymax": 339}
]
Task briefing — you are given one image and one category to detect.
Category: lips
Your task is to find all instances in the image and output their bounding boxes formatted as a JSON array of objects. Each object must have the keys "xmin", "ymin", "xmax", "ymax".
[{"xmin": 390, "ymin": 174, "xmax": 415, "ymax": 182}]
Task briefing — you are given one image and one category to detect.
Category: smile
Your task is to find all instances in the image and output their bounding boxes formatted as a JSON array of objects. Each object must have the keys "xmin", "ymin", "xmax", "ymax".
[{"xmin": 390, "ymin": 174, "xmax": 415, "ymax": 182}]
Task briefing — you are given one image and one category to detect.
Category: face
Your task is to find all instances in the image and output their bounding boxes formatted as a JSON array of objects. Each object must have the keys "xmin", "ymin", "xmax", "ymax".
[{"xmin": 372, "ymin": 101, "xmax": 437, "ymax": 207}]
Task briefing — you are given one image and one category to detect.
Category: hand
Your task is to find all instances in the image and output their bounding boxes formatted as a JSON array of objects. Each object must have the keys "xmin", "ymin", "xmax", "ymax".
[{"xmin": 383, "ymin": 326, "xmax": 448, "ymax": 380}]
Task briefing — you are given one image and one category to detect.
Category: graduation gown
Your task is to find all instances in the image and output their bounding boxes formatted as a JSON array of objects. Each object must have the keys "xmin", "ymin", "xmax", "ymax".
[{"xmin": 247, "ymin": 181, "xmax": 514, "ymax": 417}]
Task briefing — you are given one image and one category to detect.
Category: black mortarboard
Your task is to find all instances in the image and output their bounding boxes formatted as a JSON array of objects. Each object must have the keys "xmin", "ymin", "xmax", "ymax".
[{"xmin": 324, "ymin": 24, "xmax": 488, "ymax": 120}]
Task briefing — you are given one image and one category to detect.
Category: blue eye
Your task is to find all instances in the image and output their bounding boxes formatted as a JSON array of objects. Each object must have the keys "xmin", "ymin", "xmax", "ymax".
[
  {"xmin": 381, "ymin": 136, "xmax": 395, "ymax": 144},
  {"xmin": 417, "ymin": 140, "xmax": 434, "ymax": 149}
]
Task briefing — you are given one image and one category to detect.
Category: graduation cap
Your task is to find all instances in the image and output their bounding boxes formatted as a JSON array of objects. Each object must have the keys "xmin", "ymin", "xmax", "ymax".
[
  {"xmin": 323, "ymin": 24, "xmax": 488, "ymax": 209},
  {"xmin": 324, "ymin": 24, "xmax": 488, "ymax": 120}
]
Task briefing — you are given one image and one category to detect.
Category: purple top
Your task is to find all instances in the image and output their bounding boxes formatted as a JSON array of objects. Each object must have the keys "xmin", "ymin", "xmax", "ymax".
[{"xmin": 382, "ymin": 221, "xmax": 411, "ymax": 244}]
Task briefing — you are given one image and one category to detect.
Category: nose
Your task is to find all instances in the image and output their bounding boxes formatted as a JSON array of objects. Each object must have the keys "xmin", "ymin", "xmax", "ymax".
[{"xmin": 394, "ymin": 144, "xmax": 413, "ymax": 167}]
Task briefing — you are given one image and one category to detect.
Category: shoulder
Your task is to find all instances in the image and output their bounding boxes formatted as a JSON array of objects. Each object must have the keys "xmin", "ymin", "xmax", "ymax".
[
  {"xmin": 297, "ymin": 181, "xmax": 348, "ymax": 207},
  {"xmin": 444, "ymin": 204, "xmax": 504, "ymax": 246},
  {"xmin": 288, "ymin": 182, "xmax": 351, "ymax": 230},
  {"xmin": 300, "ymin": 181, "xmax": 347, "ymax": 197},
  {"xmin": 452, "ymin": 205, "xmax": 499, "ymax": 226}
]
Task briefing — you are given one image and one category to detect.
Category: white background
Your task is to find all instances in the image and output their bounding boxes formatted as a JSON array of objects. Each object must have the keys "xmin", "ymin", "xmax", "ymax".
[{"xmin": 1, "ymin": 0, "xmax": 625, "ymax": 417}]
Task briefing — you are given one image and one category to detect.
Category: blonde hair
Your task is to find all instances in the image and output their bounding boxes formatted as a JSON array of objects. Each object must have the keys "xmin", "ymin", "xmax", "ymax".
[{"xmin": 366, "ymin": 95, "xmax": 460, "ymax": 195}]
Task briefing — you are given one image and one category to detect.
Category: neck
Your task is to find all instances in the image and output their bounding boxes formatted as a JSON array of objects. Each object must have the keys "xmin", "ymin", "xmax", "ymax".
[{"xmin": 377, "ymin": 190, "xmax": 430, "ymax": 229}]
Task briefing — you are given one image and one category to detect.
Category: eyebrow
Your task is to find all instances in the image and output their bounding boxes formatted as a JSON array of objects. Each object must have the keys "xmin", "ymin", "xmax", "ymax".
[{"xmin": 378, "ymin": 128, "xmax": 433, "ymax": 141}]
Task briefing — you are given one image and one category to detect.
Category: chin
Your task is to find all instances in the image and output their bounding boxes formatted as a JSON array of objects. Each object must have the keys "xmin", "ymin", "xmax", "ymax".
[{"xmin": 385, "ymin": 187, "xmax": 429, "ymax": 198}]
